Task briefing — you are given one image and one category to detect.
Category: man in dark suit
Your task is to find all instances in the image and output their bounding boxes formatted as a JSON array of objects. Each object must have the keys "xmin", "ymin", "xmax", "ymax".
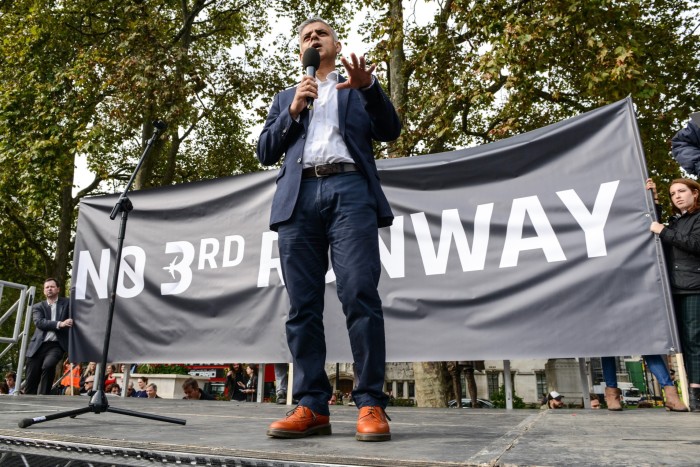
[
  {"xmin": 25, "ymin": 278, "xmax": 73, "ymax": 395},
  {"xmin": 257, "ymin": 17, "xmax": 400, "ymax": 442}
]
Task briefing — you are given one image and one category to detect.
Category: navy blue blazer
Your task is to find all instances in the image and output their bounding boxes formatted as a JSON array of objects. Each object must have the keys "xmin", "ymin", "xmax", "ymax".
[
  {"xmin": 27, "ymin": 297, "xmax": 70, "ymax": 357},
  {"xmin": 672, "ymin": 121, "xmax": 700, "ymax": 175},
  {"xmin": 256, "ymin": 76, "xmax": 401, "ymax": 231}
]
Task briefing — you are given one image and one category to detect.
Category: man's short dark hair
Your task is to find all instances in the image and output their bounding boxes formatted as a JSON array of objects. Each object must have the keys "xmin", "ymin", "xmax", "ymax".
[
  {"xmin": 44, "ymin": 277, "xmax": 60, "ymax": 288},
  {"xmin": 182, "ymin": 377, "xmax": 199, "ymax": 390},
  {"xmin": 297, "ymin": 17, "xmax": 339, "ymax": 44}
]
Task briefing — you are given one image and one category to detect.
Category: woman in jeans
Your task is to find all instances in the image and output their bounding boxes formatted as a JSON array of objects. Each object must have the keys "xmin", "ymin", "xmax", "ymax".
[
  {"xmin": 650, "ymin": 178, "xmax": 700, "ymax": 412},
  {"xmin": 600, "ymin": 355, "xmax": 686, "ymax": 411}
]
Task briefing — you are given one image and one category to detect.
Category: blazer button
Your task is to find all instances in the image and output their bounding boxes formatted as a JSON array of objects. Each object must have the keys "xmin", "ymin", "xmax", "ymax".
[
  {"xmin": 297, "ymin": 158, "xmax": 302, "ymax": 163},
  {"xmin": 301, "ymin": 134, "xmax": 305, "ymax": 139}
]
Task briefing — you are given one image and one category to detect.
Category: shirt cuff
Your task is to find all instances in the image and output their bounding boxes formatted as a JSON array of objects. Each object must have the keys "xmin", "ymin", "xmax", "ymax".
[{"xmin": 361, "ymin": 75, "xmax": 376, "ymax": 91}]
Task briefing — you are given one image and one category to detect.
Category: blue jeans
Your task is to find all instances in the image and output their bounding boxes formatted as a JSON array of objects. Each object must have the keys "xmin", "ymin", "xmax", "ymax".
[
  {"xmin": 277, "ymin": 172, "xmax": 388, "ymax": 416},
  {"xmin": 601, "ymin": 355, "xmax": 673, "ymax": 388}
]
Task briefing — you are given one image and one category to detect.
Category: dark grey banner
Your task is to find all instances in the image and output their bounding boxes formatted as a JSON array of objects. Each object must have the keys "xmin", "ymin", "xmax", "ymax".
[{"xmin": 70, "ymin": 98, "xmax": 679, "ymax": 363}]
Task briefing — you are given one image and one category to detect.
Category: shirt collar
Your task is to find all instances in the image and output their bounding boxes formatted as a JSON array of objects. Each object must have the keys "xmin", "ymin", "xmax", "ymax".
[{"xmin": 322, "ymin": 70, "xmax": 340, "ymax": 82}]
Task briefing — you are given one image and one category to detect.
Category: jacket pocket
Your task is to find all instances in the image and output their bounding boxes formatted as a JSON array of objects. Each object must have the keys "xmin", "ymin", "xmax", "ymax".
[{"xmin": 671, "ymin": 263, "xmax": 700, "ymax": 290}]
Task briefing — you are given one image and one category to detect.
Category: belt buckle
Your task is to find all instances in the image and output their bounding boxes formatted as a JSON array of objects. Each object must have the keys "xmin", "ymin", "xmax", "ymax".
[{"xmin": 314, "ymin": 164, "xmax": 329, "ymax": 177}]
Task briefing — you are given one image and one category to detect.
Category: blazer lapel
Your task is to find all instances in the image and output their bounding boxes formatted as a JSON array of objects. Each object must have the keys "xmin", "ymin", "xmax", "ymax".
[
  {"xmin": 337, "ymin": 76, "xmax": 350, "ymax": 137},
  {"xmin": 41, "ymin": 301, "xmax": 51, "ymax": 319},
  {"xmin": 58, "ymin": 299, "xmax": 68, "ymax": 320}
]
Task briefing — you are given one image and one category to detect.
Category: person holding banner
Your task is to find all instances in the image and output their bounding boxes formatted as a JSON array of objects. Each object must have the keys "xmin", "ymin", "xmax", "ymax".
[
  {"xmin": 24, "ymin": 278, "xmax": 72, "ymax": 395},
  {"xmin": 256, "ymin": 17, "xmax": 400, "ymax": 441},
  {"xmin": 650, "ymin": 178, "xmax": 700, "ymax": 412}
]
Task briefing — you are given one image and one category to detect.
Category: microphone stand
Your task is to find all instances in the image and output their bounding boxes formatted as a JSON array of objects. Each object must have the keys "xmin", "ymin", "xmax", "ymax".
[{"xmin": 19, "ymin": 120, "xmax": 186, "ymax": 428}]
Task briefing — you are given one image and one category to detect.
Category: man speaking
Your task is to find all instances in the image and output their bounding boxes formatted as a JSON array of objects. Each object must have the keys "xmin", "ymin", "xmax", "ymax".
[{"xmin": 256, "ymin": 17, "xmax": 401, "ymax": 441}]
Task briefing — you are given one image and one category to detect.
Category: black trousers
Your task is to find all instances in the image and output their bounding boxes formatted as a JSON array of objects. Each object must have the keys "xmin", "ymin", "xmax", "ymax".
[{"xmin": 25, "ymin": 341, "xmax": 64, "ymax": 395}]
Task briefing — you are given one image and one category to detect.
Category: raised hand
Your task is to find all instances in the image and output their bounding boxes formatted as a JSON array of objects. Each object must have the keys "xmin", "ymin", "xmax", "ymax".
[{"xmin": 337, "ymin": 53, "xmax": 376, "ymax": 90}]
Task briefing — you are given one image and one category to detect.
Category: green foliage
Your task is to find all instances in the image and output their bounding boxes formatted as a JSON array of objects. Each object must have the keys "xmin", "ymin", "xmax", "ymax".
[
  {"xmin": 389, "ymin": 397, "xmax": 416, "ymax": 407},
  {"xmin": 360, "ymin": 0, "xmax": 699, "ymax": 186},
  {"xmin": 136, "ymin": 364, "xmax": 190, "ymax": 375},
  {"xmin": 0, "ymin": 0, "xmax": 309, "ymax": 293},
  {"xmin": 490, "ymin": 385, "xmax": 526, "ymax": 409}
]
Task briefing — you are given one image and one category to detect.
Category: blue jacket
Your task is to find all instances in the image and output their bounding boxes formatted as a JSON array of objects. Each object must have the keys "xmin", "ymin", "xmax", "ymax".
[
  {"xmin": 672, "ymin": 121, "xmax": 700, "ymax": 175},
  {"xmin": 256, "ymin": 76, "xmax": 401, "ymax": 231}
]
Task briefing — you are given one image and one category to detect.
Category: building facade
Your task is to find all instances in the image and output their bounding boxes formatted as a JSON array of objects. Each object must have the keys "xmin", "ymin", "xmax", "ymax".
[{"xmin": 325, "ymin": 357, "xmax": 669, "ymax": 406}]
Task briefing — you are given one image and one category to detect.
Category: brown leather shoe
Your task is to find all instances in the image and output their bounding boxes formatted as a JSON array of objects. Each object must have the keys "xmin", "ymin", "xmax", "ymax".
[
  {"xmin": 267, "ymin": 406, "xmax": 331, "ymax": 439},
  {"xmin": 663, "ymin": 385, "xmax": 689, "ymax": 412},
  {"xmin": 356, "ymin": 406, "xmax": 391, "ymax": 441}
]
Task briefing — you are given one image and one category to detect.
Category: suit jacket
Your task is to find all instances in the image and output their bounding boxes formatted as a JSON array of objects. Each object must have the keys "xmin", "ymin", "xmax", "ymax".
[
  {"xmin": 672, "ymin": 121, "xmax": 700, "ymax": 175},
  {"xmin": 27, "ymin": 296, "xmax": 70, "ymax": 357},
  {"xmin": 256, "ymin": 76, "xmax": 401, "ymax": 231}
]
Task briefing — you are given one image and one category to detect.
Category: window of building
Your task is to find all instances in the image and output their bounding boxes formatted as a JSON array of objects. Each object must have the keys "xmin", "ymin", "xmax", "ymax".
[
  {"xmin": 486, "ymin": 371, "xmax": 500, "ymax": 398},
  {"xmin": 536, "ymin": 371, "xmax": 547, "ymax": 401},
  {"xmin": 590, "ymin": 357, "xmax": 604, "ymax": 385},
  {"xmin": 397, "ymin": 381, "xmax": 404, "ymax": 398}
]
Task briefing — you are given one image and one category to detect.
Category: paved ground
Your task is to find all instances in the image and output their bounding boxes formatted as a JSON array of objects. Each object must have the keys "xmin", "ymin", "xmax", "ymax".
[{"xmin": 0, "ymin": 395, "xmax": 698, "ymax": 466}]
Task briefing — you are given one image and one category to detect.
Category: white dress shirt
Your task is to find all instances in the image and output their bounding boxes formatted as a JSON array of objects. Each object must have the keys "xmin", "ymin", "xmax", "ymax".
[
  {"xmin": 43, "ymin": 300, "xmax": 58, "ymax": 342},
  {"xmin": 302, "ymin": 71, "xmax": 355, "ymax": 168}
]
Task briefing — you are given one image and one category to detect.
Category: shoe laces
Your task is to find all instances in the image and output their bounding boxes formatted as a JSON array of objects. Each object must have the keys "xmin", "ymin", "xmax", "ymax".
[
  {"xmin": 361, "ymin": 406, "xmax": 391, "ymax": 421},
  {"xmin": 287, "ymin": 405, "xmax": 318, "ymax": 421}
]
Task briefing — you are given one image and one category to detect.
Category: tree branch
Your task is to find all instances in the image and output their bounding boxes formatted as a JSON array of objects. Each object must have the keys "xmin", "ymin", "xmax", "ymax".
[
  {"xmin": 73, "ymin": 175, "xmax": 104, "ymax": 205},
  {"xmin": 532, "ymin": 88, "xmax": 588, "ymax": 112},
  {"xmin": 1, "ymin": 202, "xmax": 52, "ymax": 268}
]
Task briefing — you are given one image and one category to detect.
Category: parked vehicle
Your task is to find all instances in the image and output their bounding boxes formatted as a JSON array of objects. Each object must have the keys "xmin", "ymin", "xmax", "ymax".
[
  {"xmin": 618, "ymin": 383, "xmax": 642, "ymax": 406},
  {"xmin": 448, "ymin": 398, "xmax": 495, "ymax": 408}
]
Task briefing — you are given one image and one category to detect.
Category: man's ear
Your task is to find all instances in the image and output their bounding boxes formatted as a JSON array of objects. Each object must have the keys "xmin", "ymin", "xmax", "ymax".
[{"xmin": 335, "ymin": 41, "xmax": 342, "ymax": 55}]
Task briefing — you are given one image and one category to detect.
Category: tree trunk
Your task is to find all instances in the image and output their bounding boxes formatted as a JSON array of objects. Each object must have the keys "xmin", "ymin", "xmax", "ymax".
[
  {"xmin": 386, "ymin": 0, "xmax": 407, "ymax": 158},
  {"xmin": 447, "ymin": 361, "xmax": 462, "ymax": 407},
  {"xmin": 52, "ymin": 182, "xmax": 75, "ymax": 291},
  {"xmin": 465, "ymin": 367, "xmax": 477, "ymax": 408},
  {"xmin": 412, "ymin": 362, "xmax": 451, "ymax": 407},
  {"xmin": 134, "ymin": 117, "xmax": 163, "ymax": 190}
]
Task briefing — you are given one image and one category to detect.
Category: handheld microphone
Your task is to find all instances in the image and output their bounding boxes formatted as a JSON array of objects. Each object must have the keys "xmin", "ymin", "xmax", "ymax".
[{"xmin": 302, "ymin": 48, "xmax": 321, "ymax": 110}]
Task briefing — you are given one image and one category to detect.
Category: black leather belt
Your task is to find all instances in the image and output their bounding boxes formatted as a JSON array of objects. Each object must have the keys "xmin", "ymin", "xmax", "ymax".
[{"xmin": 302, "ymin": 163, "xmax": 358, "ymax": 178}]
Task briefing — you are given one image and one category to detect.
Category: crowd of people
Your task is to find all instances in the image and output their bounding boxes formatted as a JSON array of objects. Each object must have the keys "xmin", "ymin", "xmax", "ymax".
[
  {"xmin": 4, "ymin": 359, "xmax": 163, "ymax": 399},
  {"xmin": 4, "ymin": 356, "xmax": 279, "ymax": 402}
]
